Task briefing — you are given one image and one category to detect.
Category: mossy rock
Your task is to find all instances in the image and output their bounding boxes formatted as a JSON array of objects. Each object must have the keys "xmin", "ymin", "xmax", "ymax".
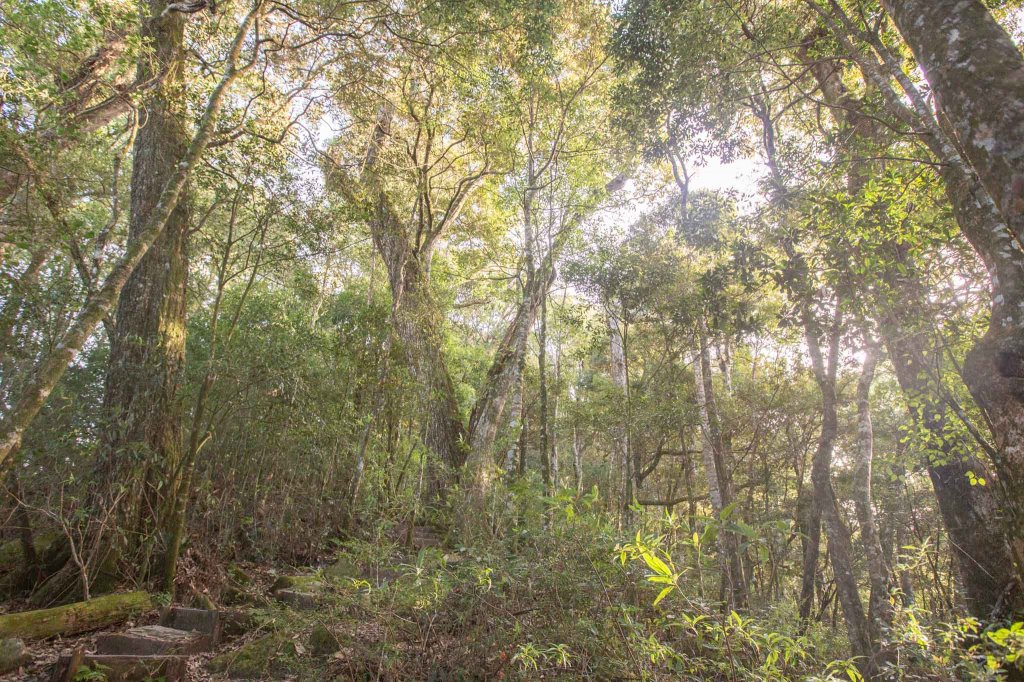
[
  {"xmin": 209, "ymin": 633, "xmax": 298, "ymax": 679},
  {"xmin": 324, "ymin": 556, "xmax": 362, "ymax": 581},
  {"xmin": 220, "ymin": 608, "xmax": 258, "ymax": 639},
  {"xmin": 228, "ymin": 564, "xmax": 252, "ymax": 584},
  {"xmin": 0, "ymin": 638, "xmax": 29, "ymax": 674},
  {"xmin": 308, "ymin": 624, "xmax": 340, "ymax": 656},
  {"xmin": 270, "ymin": 575, "xmax": 325, "ymax": 594},
  {"xmin": 223, "ymin": 584, "xmax": 263, "ymax": 607},
  {"xmin": 0, "ymin": 532, "xmax": 58, "ymax": 572}
]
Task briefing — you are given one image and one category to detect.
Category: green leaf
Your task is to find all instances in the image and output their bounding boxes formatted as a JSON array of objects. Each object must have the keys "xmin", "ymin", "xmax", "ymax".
[{"xmin": 642, "ymin": 550, "xmax": 671, "ymax": 577}]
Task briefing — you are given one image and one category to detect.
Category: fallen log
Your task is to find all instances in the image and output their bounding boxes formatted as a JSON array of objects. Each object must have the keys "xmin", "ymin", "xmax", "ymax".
[{"xmin": 0, "ymin": 591, "xmax": 154, "ymax": 640}]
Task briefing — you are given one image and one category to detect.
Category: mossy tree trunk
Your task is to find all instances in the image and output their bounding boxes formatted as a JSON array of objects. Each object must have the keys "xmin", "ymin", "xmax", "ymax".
[{"xmin": 96, "ymin": 0, "xmax": 191, "ymax": 584}]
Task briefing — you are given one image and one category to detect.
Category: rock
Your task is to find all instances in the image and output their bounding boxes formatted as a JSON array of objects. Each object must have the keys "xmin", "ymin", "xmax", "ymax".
[
  {"xmin": 393, "ymin": 523, "xmax": 445, "ymax": 551},
  {"xmin": 219, "ymin": 608, "xmax": 257, "ymax": 638},
  {"xmin": 161, "ymin": 606, "xmax": 222, "ymax": 643},
  {"xmin": 0, "ymin": 591, "xmax": 154, "ymax": 640},
  {"xmin": 270, "ymin": 575, "xmax": 328, "ymax": 610},
  {"xmin": 326, "ymin": 557, "xmax": 404, "ymax": 588},
  {"xmin": 325, "ymin": 555, "xmax": 362, "ymax": 580},
  {"xmin": 0, "ymin": 533, "xmax": 58, "ymax": 573},
  {"xmin": 52, "ymin": 653, "xmax": 187, "ymax": 682},
  {"xmin": 227, "ymin": 565, "xmax": 252, "ymax": 586},
  {"xmin": 0, "ymin": 637, "xmax": 29, "ymax": 674},
  {"xmin": 208, "ymin": 633, "xmax": 297, "ymax": 679},
  {"xmin": 308, "ymin": 624, "xmax": 340, "ymax": 656},
  {"xmin": 274, "ymin": 589, "xmax": 320, "ymax": 611},
  {"xmin": 95, "ymin": 624, "xmax": 211, "ymax": 656},
  {"xmin": 223, "ymin": 583, "xmax": 265, "ymax": 606},
  {"xmin": 411, "ymin": 526, "xmax": 444, "ymax": 550},
  {"xmin": 270, "ymin": 574, "xmax": 324, "ymax": 593}
]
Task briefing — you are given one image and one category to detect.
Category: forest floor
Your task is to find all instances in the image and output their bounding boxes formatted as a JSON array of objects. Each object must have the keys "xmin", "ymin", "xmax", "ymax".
[
  {"xmin": 0, "ymin": 518, "xmax": 861, "ymax": 681},
  {"xmin": 0, "ymin": 525, "xmax": 679, "ymax": 681}
]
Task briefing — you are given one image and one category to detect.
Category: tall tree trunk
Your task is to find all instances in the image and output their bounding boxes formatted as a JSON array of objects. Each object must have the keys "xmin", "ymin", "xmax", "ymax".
[
  {"xmin": 814, "ymin": 0, "xmax": 1024, "ymax": 582},
  {"xmin": 538, "ymin": 284, "xmax": 552, "ymax": 496},
  {"xmin": 0, "ymin": 3, "xmax": 258, "ymax": 471},
  {"xmin": 607, "ymin": 311, "xmax": 631, "ymax": 523},
  {"xmin": 803, "ymin": 303, "xmax": 875, "ymax": 676},
  {"xmin": 394, "ymin": 260, "xmax": 469, "ymax": 481},
  {"xmin": 797, "ymin": 486, "xmax": 821, "ymax": 622},
  {"xmin": 517, "ymin": 396, "xmax": 528, "ymax": 478},
  {"xmin": 801, "ymin": 28, "xmax": 1022, "ymax": 617},
  {"xmin": 98, "ymin": 0, "xmax": 192, "ymax": 582},
  {"xmin": 877, "ymin": 290, "xmax": 1016, "ymax": 619},
  {"xmin": 466, "ymin": 262, "xmax": 551, "ymax": 495},
  {"xmin": 693, "ymin": 321, "xmax": 747, "ymax": 610},
  {"xmin": 853, "ymin": 339, "xmax": 894, "ymax": 639},
  {"xmin": 572, "ymin": 423, "xmax": 584, "ymax": 495},
  {"xmin": 551, "ymin": 318, "xmax": 562, "ymax": 491},
  {"xmin": 355, "ymin": 107, "xmax": 549, "ymax": 511},
  {"xmin": 882, "ymin": 0, "xmax": 1024, "ymax": 575}
]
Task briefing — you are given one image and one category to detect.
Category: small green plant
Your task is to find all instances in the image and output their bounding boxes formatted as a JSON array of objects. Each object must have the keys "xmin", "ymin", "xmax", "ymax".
[
  {"xmin": 511, "ymin": 642, "xmax": 574, "ymax": 671},
  {"xmin": 73, "ymin": 664, "xmax": 110, "ymax": 682},
  {"xmin": 618, "ymin": 532, "xmax": 682, "ymax": 606},
  {"xmin": 986, "ymin": 621, "xmax": 1024, "ymax": 673}
]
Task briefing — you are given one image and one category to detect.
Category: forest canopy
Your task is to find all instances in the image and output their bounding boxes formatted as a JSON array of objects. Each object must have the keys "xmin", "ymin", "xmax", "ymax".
[{"xmin": 1, "ymin": 0, "xmax": 1024, "ymax": 679}]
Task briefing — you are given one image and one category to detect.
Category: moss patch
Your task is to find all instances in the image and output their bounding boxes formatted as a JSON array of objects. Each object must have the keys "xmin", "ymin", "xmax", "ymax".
[{"xmin": 209, "ymin": 632, "xmax": 298, "ymax": 679}]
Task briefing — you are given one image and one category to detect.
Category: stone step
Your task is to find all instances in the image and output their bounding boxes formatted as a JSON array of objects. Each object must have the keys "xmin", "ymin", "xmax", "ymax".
[
  {"xmin": 160, "ymin": 606, "xmax": 222, "ymax": 643},
  {"xmin": 393, "ymin": 523, "xmax": 444, "ymax": 551},
  {"xmin": 411, "ymin": 526, "xmax": 443, "ymax": 550},
  {"xmin": 95, "ymin": 624, "xmax": 211, "ymax": 656},
  {"xmin": 273, "ymin": 589, "xmax": 320, "ymax": 610},
  {"xmin": 51, "ymin": 649, "xmax": 187, "ymax": 682}
]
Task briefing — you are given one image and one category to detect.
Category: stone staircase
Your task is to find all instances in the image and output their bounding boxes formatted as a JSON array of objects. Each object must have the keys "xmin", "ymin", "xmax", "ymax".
[{"xmin": 49, "ymin": 607, "xmax": 221, "ymax": 682}]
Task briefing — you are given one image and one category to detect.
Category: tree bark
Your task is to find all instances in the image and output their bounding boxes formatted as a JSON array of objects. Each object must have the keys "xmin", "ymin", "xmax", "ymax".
[
  {"xmin": 572, "ymin": 423, "xmax": 584, "ymax": 495},
  {"xmin": 881, "ymin": 0, "xmax": 1024, "ymax": 245},
  {"xmin": 803, "ymin": 302, "xmax": 875, "ymax": 676},
  {"xmin": 466, "ymin": 262, "xmax": 551, "ymax": 494},
  {"xmin": 853, "ymin": 339, "xmax": 894, "ymax": 638},
  {"xmin": 801, "ymin": 26, "xmax": 1022, "ymax": 618},
  {"xmin": 797, "ymin": 485, "xmax": 821, "ymax": 622},
  {"xmin": 814, "ymin": 0, "xmax": 1024, "ymax": 581},
  {"xmin": 0, "ymin": 591, "xmax": 153, "ymax": 640},
  {"xmin": 607, "ymin": 311, "xmax": 632, "ymax": 523},
  {"xmin": 97, "ymin": 0, "xmax": 192, "ymax": 581},
  {"xmin": 888, "ymin": 0, "xmax": 1024, "ymax": 567},
  {"xmin": 877, "ymin": 288, "xmax": 1016, "ymax": 619},
  {"xmin": 693, "ymin": 322, "xmax": 747, "ymax": 610},
  {"xmin": 0, "ymin": 33, "xmax": 136, "ymax": 208},
  {"xmin": 538, "ymin": 282, "xmax": 552, "ymax": 496},
  {"xmin": 0, "ymin": 3, "xmax": 258, "ymax": 468}
]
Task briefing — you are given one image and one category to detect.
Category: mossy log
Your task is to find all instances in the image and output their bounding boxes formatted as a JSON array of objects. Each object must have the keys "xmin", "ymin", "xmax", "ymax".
[{"xmin": 0, "ymin": 591, "xmax": 154, "ymax": 640}]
